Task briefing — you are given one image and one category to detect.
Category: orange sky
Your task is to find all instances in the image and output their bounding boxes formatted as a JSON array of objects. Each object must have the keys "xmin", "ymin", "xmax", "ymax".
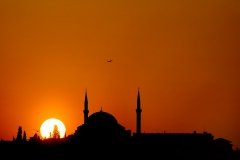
[{"xmin": 0, "ymin": 0, "xmax": 239, "ymax": 148}]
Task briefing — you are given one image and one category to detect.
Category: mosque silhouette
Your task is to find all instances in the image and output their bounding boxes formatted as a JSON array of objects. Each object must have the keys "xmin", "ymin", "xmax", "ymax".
[{"xmin": 71, "ymin": 89, "xmax": 231, "ymax": 148}]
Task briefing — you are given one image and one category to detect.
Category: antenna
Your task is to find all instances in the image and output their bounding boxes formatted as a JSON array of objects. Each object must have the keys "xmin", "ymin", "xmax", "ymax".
[{"xmin": 204, "ymin": 127, "xmax": 207, "ymax": 133}]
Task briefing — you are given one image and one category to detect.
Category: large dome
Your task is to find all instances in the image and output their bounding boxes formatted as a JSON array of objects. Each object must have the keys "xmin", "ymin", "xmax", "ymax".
[{"xmin": 87, "ymin": 110, "xmax": 118, "ymax": 127}]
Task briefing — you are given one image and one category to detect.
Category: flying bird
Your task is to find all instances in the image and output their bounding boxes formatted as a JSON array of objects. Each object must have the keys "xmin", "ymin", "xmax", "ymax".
[
  {"xmin": 33, "ymin": 129, "xmax": 39, "ymax": 132},
  {"xmin": 107, "ymin": 59, "xmax": 113, "ymax": 62}
]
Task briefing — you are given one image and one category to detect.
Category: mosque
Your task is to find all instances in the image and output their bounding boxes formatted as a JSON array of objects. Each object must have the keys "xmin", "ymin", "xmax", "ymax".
[
  {"xmin": 72, "ymin": 89, "xmax": 233, "ymax": 153},
  {"xmin": 73, "ymin": 90, "xmax": 132, "ymax": 144}
]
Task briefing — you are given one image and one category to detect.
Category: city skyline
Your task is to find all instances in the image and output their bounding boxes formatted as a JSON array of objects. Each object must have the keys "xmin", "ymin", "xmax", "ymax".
[{"xmin": 1, "ymin": 88, "xmax": 239, "ymax": 148}]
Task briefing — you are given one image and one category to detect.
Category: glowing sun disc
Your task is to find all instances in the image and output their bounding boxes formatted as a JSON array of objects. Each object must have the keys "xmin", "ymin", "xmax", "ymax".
[{"xmin": 40, "ymin": 118, "xmax": 66, "ymax": 138}]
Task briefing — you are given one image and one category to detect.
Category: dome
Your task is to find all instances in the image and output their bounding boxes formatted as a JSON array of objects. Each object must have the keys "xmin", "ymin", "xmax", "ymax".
[{"xmin": 87, "ymin": 110, "xmax": 118, "ymax": 127}]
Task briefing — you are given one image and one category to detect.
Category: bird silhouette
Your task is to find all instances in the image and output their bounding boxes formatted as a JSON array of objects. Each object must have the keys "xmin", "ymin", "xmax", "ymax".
[{"xmin": 107, "ymin": 59, "xmax": 113, "ymax": 62}]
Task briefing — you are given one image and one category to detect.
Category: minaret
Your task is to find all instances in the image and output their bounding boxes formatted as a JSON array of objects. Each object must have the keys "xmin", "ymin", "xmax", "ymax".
[
  {"xmin": 83, "ymin": 89, "xmax": 89, "ymax": 124},
  {"xmin": 136, "ymin": 88, "xmax": 142, "ymax": 135}
]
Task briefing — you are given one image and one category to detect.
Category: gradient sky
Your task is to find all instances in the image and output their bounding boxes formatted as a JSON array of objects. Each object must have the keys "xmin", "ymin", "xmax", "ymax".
[{"xmin": 0, "ymin": 0, "xmax": 239, "ymax": 148}]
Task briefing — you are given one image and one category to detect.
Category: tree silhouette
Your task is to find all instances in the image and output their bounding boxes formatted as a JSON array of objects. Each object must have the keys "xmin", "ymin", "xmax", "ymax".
[
  {"xmin": 52, "ymin": 124, "xmax": 60, "ymax": 139},
  {"xmin": 23, "ymin": 131, "xmax": 27, "ymax": 142},
  {"xmin": 16, "ymin": 126, "xmax": 22, "ymax": 142},
  {"xmin": 12, "ymin": 136, "xmax": 15, "ymax": 142},
  {"xmin": 33, "ymin": 133, "xmax": 38, "ymax": 139}
]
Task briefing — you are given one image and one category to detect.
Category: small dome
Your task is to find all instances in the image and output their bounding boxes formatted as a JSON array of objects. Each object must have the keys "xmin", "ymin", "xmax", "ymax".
[{"xmin": 87, "ymin": 110, "xmax": 118, "ymax": 127}]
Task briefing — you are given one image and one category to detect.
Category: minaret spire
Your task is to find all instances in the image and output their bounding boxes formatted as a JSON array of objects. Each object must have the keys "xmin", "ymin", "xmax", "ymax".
[
  {"xmin": 136, "ymin": 87, "xmax": 142, "ymax": 135},
  {"xmin": 137, "ymin": 87, "xmax": 140, "ymax": 107},
  {"xmin": 83, "ymin": 89, "xmax": 89, "ymax": 124}
]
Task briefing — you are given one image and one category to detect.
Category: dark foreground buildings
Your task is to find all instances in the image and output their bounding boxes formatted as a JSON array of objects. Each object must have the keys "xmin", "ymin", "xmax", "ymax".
[{"xmin": 1, "ymin": 89, "xmax": 239, "ymax": 159}]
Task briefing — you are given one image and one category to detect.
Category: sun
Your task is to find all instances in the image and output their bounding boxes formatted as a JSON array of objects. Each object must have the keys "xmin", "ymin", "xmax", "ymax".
[{"xmin": 40, "ymin": 118, "xmax": 66, "ymax": 139}]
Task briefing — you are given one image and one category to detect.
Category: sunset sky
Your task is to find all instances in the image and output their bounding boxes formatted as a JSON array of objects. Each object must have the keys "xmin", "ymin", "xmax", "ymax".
[{"xmin": 0, "ymin": 0, "xmax": 239, "ymax": 148}]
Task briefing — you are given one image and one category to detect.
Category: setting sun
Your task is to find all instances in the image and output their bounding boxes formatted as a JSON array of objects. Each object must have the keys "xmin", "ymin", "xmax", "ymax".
[{"xmin": 40, "ymin": 118, "xmax": 66, "ymax": 139}]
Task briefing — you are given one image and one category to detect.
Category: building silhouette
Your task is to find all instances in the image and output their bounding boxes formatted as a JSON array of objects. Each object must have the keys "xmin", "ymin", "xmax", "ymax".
[
  {"xmin": 73, "ymin": 89, "xmax": 131, "ymax": 147},
  {"xmin": 69, "ymin": 89, "xmax": 234, "ymax": 155}
]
